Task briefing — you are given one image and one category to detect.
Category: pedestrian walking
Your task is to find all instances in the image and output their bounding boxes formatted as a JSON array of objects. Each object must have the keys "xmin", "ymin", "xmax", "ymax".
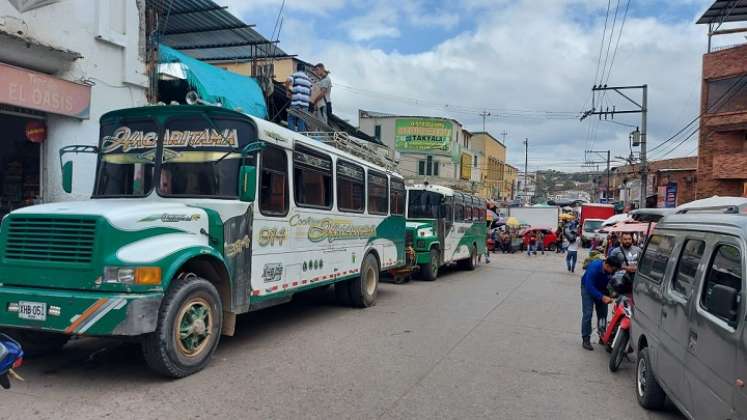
[
  {"xmin": 284, "ymin": 67, "xmax": 312, "ymax": 132},
  {"xmin": 536, "ymin": 231, "xmax": 545, "ymax": 255},
  {"xmin": 580, "ymin": 256, "xmax": 622, "ymax": 350},
  {"xmin": 527, "ymin": 231, "xmax": 537, "ymax": 256},
  {"xmin": 566, "ymin": 234, "xmax": 581, "ymax": 272}
]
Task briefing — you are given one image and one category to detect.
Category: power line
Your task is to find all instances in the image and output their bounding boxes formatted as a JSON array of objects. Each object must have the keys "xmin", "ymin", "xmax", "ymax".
[
  {"xmin": 601, "ymin": 0, "xmax": 632, "ymax": 85},
  {"xmin": 599, "ymin": 0, "xmax": 622, "ymax": 87},
  {"xmin": 594, "ymin": 0, "xmax": 613, "ymax": 85}
]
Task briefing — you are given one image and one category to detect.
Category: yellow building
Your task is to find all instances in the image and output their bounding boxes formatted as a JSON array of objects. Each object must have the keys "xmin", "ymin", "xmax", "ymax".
[
  {"xmin": 503, "ymin": 165, "xmax": 518, "ymax": 201},
  {"xmin": 469, "ymin": 132, "xmax": 508, "ymax": 200},
  {"xmin": 214, "ymin": 57, "xmax": 310, "ymax": 83}
]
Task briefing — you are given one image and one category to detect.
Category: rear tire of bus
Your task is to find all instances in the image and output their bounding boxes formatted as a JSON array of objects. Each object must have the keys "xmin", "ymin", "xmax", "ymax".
[
  {"xmin": 459, "ymin": 245, "xmax": 478, "ymax": 271},
  {"xmin": 142, "ymin": 275, "xmax": 223, "ymax": 378},
  {"xmin": 350, "ymin": 254, "xmax": 379, "ymax": 308},
  {"xmin": 420, "ymin": 248, "xmax": 440, "ymax": 282}
]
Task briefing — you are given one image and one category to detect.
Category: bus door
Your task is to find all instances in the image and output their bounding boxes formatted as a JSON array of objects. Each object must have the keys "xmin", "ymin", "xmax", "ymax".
[{"xmin": 440, "ymin": 195, "xmax": 454, "ymax": 262}]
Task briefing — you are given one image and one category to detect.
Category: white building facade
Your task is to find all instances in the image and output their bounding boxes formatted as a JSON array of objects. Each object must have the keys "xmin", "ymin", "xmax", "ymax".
[{"xmin": 0, "ymin": 0, "xmax": 147, "ymax": 218}]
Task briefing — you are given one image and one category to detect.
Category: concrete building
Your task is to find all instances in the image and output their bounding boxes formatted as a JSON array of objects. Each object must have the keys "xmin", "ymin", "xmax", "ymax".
[
  {"xmin": 359, "ymin": 110, "xmax": 472, "ymax": 190},
  {"xmin": 0, "ymin": 0, "xmax": 148, "ymax": 217},
  {"xmin": 503, "ymin": 164, "xmax": 518, "ymax": 201},
  {"xmin": 469, "ymin": 131, "xmax": 508, "ymax": 200},
  {"xmin": 610, "ymin": 157, "xmax": 698, "ymax": 208}
]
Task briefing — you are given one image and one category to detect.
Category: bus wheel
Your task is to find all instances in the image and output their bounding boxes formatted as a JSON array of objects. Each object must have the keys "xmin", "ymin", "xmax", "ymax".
[
  {"xmin": 420, "ymin": 248, "xmax": 440, "ymax": 282},
  {"xmin": 350, "ymin": 254, "xmax": 380, "ymax": 308},
  {"xmin": 142, "ymin": 275, "xmax": 223, "ymax": 378},
  {"xmin": 459, "ymin": 245, "xmax": 478, "ymax": 271}
]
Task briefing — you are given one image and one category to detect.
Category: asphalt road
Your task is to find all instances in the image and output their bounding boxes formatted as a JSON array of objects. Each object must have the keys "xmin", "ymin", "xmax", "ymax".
[{"xmin": 2, "ymin": 252, "xmax": 683, "ymax": 419}]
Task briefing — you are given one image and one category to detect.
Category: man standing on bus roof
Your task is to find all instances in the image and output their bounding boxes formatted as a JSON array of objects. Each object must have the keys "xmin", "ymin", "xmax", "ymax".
[
  {"xmin": 285, "ymin": 66, "xmax": 312, "ymax": 132},
  {"xmin": 310, "ymin": 63, "xmax": 332, "ymax": 123}
]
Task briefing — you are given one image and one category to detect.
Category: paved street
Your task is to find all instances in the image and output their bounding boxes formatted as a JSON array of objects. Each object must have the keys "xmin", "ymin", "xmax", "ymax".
[{"xmin": 3, "ymin": 252, "xmax": 682, "ymax": 420}]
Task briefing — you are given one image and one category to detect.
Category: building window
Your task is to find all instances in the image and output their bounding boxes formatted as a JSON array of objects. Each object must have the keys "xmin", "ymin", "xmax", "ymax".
[
  {"xmin": 433, "ymin": 160, "xmax": 439, "ymax": 176},
  {"xmin": 474, "ymin": 156, "xmax": 478, "ymax": 167},
  {"xmin": 418, "ymin": 160, "xmax": 426, "ymax": 175},
  {"xmin": 374, "ymin": 125, "xmax": 382, "ymax": 141},
  {"xmin": 368, "ymin": 170, "xmax": 389, "ymax": 215},
  {"xmin": 707, "ymin": 75, "xmax": 747, "ymax": 114},
  {"xmin": 337, "ymin": 160, "xmax": 365, "ymax": 213},
  {"xmin": 294, "ymin": 146, "xmax": 333, "ymax": 209},
  {"xmin": 420, "ymin": 156, "xmax": 439, "ymax": 176},
  {"xmin": 260, "ymin": 146, "xmax": 289, "ymax": 217},
  {"xmin": 427, "ymin": 156, "xmax": 433, "ymax": 176}
]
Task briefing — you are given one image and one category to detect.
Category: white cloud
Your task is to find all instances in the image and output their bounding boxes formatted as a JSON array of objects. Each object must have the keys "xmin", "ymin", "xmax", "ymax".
[
  {"xmin": 276, "ymin": 0, "xmax": 709, "ymax": 170},
  {"xmin": 341, "ymin": 7, "xmax": 400, "ymax": 41}
]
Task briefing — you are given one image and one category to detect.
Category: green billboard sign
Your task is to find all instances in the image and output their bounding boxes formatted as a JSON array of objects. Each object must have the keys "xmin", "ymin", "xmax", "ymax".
[{"xmin": 395, "ymin": 118, "xmax": 453, "ymax": 154}]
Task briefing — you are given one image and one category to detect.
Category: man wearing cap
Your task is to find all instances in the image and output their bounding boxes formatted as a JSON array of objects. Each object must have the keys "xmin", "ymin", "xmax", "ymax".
[
  {"xmin": 310, "ymin": 63, "xmax": 332, "ymax": 123},
  {"xmin": 580, "ymin": 255, "xmax": 621, "ymax": 350}
]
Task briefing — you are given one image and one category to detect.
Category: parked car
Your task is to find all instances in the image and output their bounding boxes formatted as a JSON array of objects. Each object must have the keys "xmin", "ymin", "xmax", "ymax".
[
  {"xmin": 519, "ymin": 227, "xmax": 557, "ymax": 251},
  {"xmin": 632, "ymin": 197, "xmax": 747, "ymax": 419}
]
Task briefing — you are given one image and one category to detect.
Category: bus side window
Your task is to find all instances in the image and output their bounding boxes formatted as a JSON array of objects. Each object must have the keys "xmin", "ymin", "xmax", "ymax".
[
  {"xmin": 368, "ymin": 170, "xmax": 389, "ymax": 215},
  {"xmin": 294, "ymin": 146, "xmax": 333, "ymax": 209},
  {"xmin": 259, "ymin": 146, "xmax": 289, "ymax": 217},
  {"xmin": 390, "ymin": 177, "xmax": 405, "ymax": 216},
  {"xmin": 337, "ymin": 160, "xmax": 365, "ymax": 213},
  {"xmin": 441, "ymin": 196, "xmax": 453, "ymax": 221},
  {"xmin": 455, "ymin": 195, "xmax": 465, "ymax": 221}
]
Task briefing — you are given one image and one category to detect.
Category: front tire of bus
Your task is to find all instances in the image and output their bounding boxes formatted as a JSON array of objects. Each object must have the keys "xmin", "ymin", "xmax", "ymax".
[
  {"xmin": 350, "ymin": 253, "xmax": 380, "ymax": 308},
  {"xmin": 420, "ymin": 248, "xmax": 440, "ymax": 282},
  {"xmin": 459, "ymin": 245, "xmax": 478, "ymax": 271},
  {"xmin": 142, "ymin": 276, "xmax": 223, "ymax": 378}
]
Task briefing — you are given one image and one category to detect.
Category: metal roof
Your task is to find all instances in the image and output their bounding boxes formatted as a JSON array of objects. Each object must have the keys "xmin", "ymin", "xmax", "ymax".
[
  {"xmin": 697, "ymin": 0, "xmax": 747, "ymax": 24},
  {"xmin": 148, "ymin": 0, "xmax": 288, "ymax": 62}
]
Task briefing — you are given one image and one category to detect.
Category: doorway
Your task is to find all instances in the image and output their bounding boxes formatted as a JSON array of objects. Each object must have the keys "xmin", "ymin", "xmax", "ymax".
[{"xmin": 0, "ymin": 113, "xmax": 41, "ymax": 219}]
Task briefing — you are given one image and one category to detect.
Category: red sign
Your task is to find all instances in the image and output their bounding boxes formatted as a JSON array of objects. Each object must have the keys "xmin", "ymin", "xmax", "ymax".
[
  {"xmin": 0, "ymin": 61, "xmax": 91, "ymax": 119},
  {"xmin": 25, "ymin": 120, "xmax": 46, "ymax": 143}
]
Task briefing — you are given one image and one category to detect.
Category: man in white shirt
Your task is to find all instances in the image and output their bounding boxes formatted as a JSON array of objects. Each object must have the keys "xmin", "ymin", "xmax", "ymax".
[
  {"xmin": 310, "ymin": 63, "xmax": 332, "ymax": 123},
  {"xmin": 566, "ymin": 234, "xmax": 581, "ymax": 273}
]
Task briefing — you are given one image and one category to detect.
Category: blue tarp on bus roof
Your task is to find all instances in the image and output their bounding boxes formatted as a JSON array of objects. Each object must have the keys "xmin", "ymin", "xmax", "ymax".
[{"xmin": 159, "ymin": 44, "xmax": 268, "ymax": 119}]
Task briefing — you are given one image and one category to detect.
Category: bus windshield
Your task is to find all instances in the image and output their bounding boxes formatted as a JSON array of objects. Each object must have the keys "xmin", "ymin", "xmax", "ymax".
[
  {"xmin": 93, "ymin": 115, "xmax": 257, "ymax": 198},
  {"xmin": 408, "ymin": 190, "xmax": 443, "ymax": 219}
]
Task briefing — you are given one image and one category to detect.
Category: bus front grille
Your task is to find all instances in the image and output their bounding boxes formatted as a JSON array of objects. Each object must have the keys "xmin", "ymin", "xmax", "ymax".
[{"xmin": 4, "ymin": 217, "xmax": 97, "ymax": 264}]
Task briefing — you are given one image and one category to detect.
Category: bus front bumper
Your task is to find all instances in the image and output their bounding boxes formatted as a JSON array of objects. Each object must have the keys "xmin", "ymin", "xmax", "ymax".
[{"xmin": 0, "ymin": 286, "xmax": 162, "ymax": 336}]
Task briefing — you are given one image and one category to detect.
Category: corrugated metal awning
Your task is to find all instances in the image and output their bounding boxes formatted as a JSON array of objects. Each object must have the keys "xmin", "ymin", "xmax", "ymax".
[
  {"xmin": 148, "ymin": 0, "xmax": 288, "ymax": 61},
  {"xmin": 697, "ymin": 0, "xmax": 747, "ymax": 24}
]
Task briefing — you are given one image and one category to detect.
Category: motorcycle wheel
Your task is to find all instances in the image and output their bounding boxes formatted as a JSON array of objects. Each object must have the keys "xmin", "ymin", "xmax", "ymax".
[{"xmin": 609, "ymin": 329, "xmax": 630, "ymax": 372}]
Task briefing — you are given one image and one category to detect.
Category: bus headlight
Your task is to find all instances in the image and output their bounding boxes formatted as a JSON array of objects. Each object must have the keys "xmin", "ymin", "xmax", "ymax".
[{"xmin": 104, "ymin": 267, "xmax": 162, "ymax": 285}]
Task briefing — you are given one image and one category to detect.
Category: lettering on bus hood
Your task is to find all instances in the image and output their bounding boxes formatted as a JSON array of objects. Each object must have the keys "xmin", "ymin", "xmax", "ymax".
[
  {"xmin": 138, "ymin": 213, "xmax": 201, "ymax": 223},
  {"xmin": 288, "ymin": 214, "xmax": 376, "ymax": 243},
  {"xmin": 102, "ymin": 126, "xmax": 239, "ymax": 153}
]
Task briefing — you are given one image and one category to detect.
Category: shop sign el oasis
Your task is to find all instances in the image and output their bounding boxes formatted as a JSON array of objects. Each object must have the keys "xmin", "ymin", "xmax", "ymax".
[{"xmin": 0, "ymin": 62, "xmax": 91, "ymax": 119}]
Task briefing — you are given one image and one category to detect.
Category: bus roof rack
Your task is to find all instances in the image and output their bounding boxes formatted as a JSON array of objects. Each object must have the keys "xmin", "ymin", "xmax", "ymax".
[
  {"xmin": 302, "ymin": 131, "xmax": 397, "ymax": 172},
  {"xmin": 675, "ymin": 196, "xmax": 747, "ymax": 215}
]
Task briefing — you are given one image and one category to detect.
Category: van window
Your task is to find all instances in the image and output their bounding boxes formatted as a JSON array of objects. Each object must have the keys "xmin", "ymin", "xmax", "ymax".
[
  {"xmin": 701, "ymin": 245, "xmax": 743, "ymax": 326},
  {"xmin": 638, "ymin": 235, "xmax": 675, "ymax": 283},
  {"xmin": 259, "ymin": 146, "xmax": 289, "ymax": 217},
  {"xmin": 294, "ymin": 147, "xmax": 333, "ymax": 209},
  {"xmin": 390, "ymin": 178, "xmax": 405, "ymax": 216},
  {"xmin": 368, "ymin": 171, "xmax": 389, "ymax": 215},
  {"xmin": 337, "ymin": 160, "xmax": 365, "ymax": 213},
  {"xmin": 672, "ymin": 239, "xmax": 706, "ymax": 297}
]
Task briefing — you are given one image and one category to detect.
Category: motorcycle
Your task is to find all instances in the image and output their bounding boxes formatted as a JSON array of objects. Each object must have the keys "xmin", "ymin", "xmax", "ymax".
[
  {"xmin": 602, "ymin": 270, "xmax": 634, "ymax": 372},
  {"xmin": 0, "ymin": 333, "xmax": 24, "ymax": 389}
]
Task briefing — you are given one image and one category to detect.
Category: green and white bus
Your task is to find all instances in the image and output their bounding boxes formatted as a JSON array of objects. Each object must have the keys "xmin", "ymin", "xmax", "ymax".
[
  {"xmin": 0, "ymin": 105, "xmax": 406, "ymax": 377},
  {"xmin": 406, "ymin": 184, "xmax": 488, "ymax": 281}
]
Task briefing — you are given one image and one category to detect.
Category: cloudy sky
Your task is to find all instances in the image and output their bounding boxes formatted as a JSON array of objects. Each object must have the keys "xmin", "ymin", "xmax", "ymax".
[{"xmin": 216, "ymin": 0, "xmax": 723, "ymax": 171}]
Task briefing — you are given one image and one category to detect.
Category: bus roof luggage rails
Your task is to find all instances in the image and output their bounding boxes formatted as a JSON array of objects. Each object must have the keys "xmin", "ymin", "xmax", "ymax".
[
  {"xmin": 675, "ymin": 197, "xmax": 747, "ymax": 215},
  {"xmin": 303, "ymin": 131, "xmax": 398, "ymax": 172}
]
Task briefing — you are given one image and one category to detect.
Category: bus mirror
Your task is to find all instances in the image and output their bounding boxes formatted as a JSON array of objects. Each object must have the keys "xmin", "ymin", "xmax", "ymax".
[
  {"xmin": 62, "ymin": 161, "xmax": 73, "ymax": 193},
  {"xmin": 239, "ymin": 166, "xmax": 257, "ymax": 202}
]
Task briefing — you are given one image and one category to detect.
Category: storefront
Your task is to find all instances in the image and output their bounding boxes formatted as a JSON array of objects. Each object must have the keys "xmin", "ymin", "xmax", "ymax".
[{"xmin": 0, "ymin": 60, "xmax": 91, "ymax": 218}]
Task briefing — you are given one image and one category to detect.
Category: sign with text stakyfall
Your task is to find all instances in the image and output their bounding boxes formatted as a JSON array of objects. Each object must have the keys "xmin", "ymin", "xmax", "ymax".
[
  {"xmin": 8, "ymin": 0, "xmax": 61, "ymax": 12},
  {"xmin": 0, "ymin": 62, "xmax": 91, "ymax": 119},
  {"xmin": 395, "ymin": 118, "xmax": 453, "ymax": 154}
]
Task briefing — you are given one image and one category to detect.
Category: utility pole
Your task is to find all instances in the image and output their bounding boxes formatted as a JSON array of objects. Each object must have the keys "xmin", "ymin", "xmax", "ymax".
[
  {"xmin": 480, "ymin": 111, "xmax": 491, "ymax": 132},
  {"xmin": 500, "ymin": 130, "xmax": 508, "ymax": 144},
  {"xmin": 523, "ymin": 138, "xmax": 529, "ymax": 205},
  {"xmin": 580, "ymin": 84, "xmax": 649, "ymax": 207},
  {"xmin": 585, "ymin": 150, "xmax": 611, "ymax": 203}
]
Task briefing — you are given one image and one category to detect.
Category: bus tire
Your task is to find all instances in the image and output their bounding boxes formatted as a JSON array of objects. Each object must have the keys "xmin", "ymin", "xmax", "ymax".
[
  {"xmin": 350, "ymin": 253, "xmax": 379, "ymax": 308},
  {"xmin": 334, "ymin": 281, "xmax": 352, "ymax": 306},
  {"xmin": 420, "ymin": 248, "xmax": 440, "ymax": 282},
  {"xmin": 4, "ymin": 329, "xmax": 69, "ymax": 357},
  {"xmin": 142, "ymin": 275, "xmax": 223, "ymax": 378},
  {"xmin": 459, "ymin": 245, "xmax": 478, "ymax": 271}
]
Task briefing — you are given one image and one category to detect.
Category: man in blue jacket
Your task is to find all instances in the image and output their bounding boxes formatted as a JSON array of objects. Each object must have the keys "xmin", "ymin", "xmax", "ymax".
[{"xmin": 580, "ymin": 256, "xmax": 622, "ymax": 350}]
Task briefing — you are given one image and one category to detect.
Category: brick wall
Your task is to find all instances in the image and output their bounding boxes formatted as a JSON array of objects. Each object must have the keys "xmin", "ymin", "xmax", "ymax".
[{"xmin": 698, "ymin": 44, "xmax": 747, "ymax": 198}]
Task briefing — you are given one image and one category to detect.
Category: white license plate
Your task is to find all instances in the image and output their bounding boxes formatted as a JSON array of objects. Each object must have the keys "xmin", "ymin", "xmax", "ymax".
[{"xmin": 18, "ymin": 301, "xmax": 47, "ymax": 321}]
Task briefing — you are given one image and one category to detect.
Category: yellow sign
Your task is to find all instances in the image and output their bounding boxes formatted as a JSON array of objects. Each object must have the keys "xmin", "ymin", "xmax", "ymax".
[{"xmin": 460, "ymin": 153, "xmax": 472, "ymax": 180}]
